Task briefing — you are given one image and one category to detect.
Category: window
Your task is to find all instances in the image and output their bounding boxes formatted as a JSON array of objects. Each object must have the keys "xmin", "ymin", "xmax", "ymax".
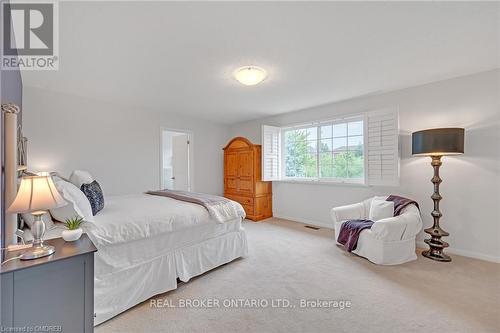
[
  {"xmin": 282, "ymin": 118, "xmax": 364, "ymax": 182},
  {"xmin": 262, "ymin": 108, "xmax": 399, "ymax": 186}
]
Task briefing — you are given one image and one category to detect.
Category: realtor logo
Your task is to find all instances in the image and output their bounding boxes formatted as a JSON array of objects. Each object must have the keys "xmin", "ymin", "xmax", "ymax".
[{"xmin": 1, "ymin": 0, "xmax": 59, "ymax": 70}]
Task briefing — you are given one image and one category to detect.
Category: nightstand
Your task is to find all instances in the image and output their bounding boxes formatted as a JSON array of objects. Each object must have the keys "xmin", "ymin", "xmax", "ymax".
[{"xmin": 1, "ymin": 234, "xmax": 97, "ymax": 332}]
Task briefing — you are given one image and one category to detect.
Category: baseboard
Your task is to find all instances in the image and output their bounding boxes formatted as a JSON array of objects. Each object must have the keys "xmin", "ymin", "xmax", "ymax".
[
  {"xmin": 273, "ymin": 215, "xmax": 499, "ymax": 263},
  {"xmin": 273, "ymin": 214, "xmax": 334, "ymax": 230},
  {"xmin": 416, "ymin": 241, "xmax": 500, "ymax": 264}
]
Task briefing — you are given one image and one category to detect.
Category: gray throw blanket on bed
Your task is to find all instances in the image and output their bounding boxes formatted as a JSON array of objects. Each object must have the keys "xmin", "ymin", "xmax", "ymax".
[{"xmin": 146, "ymin": 189, "xmax": 246, "ymax": 223}]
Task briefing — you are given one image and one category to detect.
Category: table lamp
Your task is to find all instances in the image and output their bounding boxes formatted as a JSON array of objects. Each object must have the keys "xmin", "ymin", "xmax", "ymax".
[
  {"xmin": 412, "ymin": 128, "xmax": 465, "ymax": 262},
  {"xmin": 7, "ymin": 175, "xmax": 67, "ymax": 260}
]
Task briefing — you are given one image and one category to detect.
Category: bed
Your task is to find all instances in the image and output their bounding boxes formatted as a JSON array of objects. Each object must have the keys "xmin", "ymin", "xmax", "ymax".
[{"xmin": 23, "ymin": 193, "xmax": 248, "ymax": 325}]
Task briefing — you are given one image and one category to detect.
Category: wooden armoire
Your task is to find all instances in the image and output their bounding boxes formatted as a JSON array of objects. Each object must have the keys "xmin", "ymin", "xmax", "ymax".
[{"xmin": 223, "ymin": 137, "xmax": 272, "ymax": 221}]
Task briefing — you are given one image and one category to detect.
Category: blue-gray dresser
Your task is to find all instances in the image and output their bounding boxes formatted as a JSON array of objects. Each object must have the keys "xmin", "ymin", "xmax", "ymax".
[{"xmin": 1, "ymin": 234, "xmax": 97, "ymax": 333}]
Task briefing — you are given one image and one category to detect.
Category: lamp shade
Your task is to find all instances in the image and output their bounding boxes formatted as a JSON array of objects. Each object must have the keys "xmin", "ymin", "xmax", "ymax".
[
  {"xmin": 412, "ymin": 128, "xmax": 465, "ymax": 156},
  {"xmin": 7, "ymin": 176, "xmax": 67, "ymax": 214}
]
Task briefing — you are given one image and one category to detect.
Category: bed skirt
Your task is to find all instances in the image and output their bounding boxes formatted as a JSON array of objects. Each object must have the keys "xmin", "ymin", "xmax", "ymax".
[{"xmin": 93, "ymin": 229, "xmax": 248, "ymax": 325}]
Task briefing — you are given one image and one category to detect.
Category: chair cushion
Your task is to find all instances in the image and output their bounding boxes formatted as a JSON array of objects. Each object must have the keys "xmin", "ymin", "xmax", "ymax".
[
  {"xmin": 371, "ymin": 217, "xmax": 407, "ymax": 241},
  {"xmin": 369, "ymin": 199, "xmax": 394, "ymax": 221}
]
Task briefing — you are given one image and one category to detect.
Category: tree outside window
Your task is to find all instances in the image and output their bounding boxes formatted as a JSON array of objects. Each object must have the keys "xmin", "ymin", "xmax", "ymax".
[{"xmin": 284, "ymin": 120, "xmax": 364, "ymax": 181}]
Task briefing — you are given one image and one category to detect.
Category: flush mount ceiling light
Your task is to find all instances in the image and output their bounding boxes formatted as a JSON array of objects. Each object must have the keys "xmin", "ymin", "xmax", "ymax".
[{"xmin": 233, "ymin": 66, "xmax": 267, "ymax": 86}]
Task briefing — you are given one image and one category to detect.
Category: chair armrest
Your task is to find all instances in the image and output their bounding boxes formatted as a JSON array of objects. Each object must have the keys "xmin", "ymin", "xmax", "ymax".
[
  {"xmin": 371, "ymin": 212, "xmax": 422, "ymax": 241},
  {"xmin": 330, "ymin": 202, "xmax": 365, "ymax": 224}
]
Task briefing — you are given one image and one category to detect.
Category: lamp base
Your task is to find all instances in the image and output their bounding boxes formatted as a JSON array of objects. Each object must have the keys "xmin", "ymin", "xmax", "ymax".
[
  {"xmin": 20, "ymin": 244, "xmax": 55, "ymax": 260},
  {"xmin": 421, "ymin": 155, "xmax": 452, "ymax": 263},
  {"xmin": 422, "ymin": 226, "xmax": 452, "ymax": 262},
  {"xmin": 422, "ymin": 248, "xmax": 451, "ymax": 262}
]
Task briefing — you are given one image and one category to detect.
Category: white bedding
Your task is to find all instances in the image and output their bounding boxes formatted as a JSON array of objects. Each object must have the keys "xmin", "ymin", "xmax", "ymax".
[
  {"xmin": 29, "ymin": 194, "xmax": 243, "ymax": 276},
  {"xmin": 86, "ymin": 194, "xmax": 230, "ymax": 246},
  {"xmin": 87, "ymin": 194, "xmax": 242, "ymax": 277},
  {"xmin": 28, "ymin": 193, "xmax": 242, "ymax": 253},
  {"xmin": 24, "ymin": 193, "xmax": 248, "ymax": 324}
]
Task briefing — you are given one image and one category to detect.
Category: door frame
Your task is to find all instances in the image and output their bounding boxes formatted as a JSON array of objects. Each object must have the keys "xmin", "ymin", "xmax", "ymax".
[{"xmin": 159, "ymin": 127, "xmax": 194, "ymax": 191}]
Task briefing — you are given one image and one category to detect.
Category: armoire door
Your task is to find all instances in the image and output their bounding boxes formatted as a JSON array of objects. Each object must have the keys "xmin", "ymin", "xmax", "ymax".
[
  {"xmin": 224, "ymin": 152, "xmax": 239, "ymax": 193},
  {"xmin": 238, "ymin": 151, "xmax": 254, "ymax": 194},
  {"xmin": 225, "ymin": 177, "xmax": 238, "ymax": 192},
  {"xmin": 238, "ymin": 151, "xmax": 253, "ymax": 177},
  {"xmin": 225, "ymin": 152, "xmax": 238, "ymax": 177}
]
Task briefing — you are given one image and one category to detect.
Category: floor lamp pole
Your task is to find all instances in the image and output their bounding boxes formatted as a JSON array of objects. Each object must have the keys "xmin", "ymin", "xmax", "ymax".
[{"xmin": 422, "ymin": 155, "xmax": 451, "ymax": 262}]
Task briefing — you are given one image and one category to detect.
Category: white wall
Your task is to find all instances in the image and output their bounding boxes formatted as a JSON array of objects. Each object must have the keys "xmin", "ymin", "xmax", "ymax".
[
  {"xmin": 230, "ymin": 70, "xmax": 500, "ymax": 262},
  {"xmin": 23, "ymin": 86, "xmax": 230, "ymax": 196}
]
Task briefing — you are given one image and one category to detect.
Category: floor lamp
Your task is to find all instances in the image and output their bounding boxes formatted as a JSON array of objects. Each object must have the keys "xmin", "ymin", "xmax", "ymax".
[{"xmin": 412, "ymin": 128, "xmax": 465, "ymax": 262}]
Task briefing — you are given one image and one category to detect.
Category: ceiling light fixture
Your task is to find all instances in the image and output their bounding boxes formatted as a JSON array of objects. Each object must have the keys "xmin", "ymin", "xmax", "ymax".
[{"xmin": 233, "ymin": 66, "xmax": 267, "ymax": 86}]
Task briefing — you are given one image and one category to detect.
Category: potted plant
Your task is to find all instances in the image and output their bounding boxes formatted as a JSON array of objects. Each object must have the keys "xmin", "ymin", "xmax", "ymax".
[{"xmin": 62, "ymin": 216, "xmax": 85, "ymax": 241}]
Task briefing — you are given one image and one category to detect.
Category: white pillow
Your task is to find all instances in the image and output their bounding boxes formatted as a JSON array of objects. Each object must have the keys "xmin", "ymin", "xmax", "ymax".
[
  {"xmin": 69, "ymin": 170, "xmax": 94, "ymax": 189},
  {"xmin": 50, "ymin": 179, "xmax": 94, "ymax": 223},
  {"xmin": 21, "ymin": 212, "xmax": 55, "ymax": 230},
  {"xmin": 369, "ymin": 199, "xmax": 395, "ymax": 221}
]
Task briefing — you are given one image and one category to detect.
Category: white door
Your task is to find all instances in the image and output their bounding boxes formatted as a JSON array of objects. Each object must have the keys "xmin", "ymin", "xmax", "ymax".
[
  {"xmin": 161, "ymin": 131, "xmax": 174, "ymax": 189},
  {"xmin": 171, "ymin": 133, "xmax": 190, "ymax": 191},
  {"xmin": 161, "ymin": 130, "xmax": 191, "ymax": 191}
]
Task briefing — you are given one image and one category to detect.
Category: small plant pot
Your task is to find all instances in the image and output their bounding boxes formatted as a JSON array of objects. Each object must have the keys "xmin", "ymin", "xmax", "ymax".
[{"xmin": 62, "ymin": 228, "xmax": 83, "ymax": 242}]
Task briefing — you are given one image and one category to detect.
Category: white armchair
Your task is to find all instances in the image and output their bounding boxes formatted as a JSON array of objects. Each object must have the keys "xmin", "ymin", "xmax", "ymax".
[{"xmin": 331, "ymin": 196, "xmax": 422, "ymax": 265}]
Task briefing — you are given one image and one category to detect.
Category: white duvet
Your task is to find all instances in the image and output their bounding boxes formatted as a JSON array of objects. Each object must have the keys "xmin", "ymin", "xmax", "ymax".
[
  {"xmin": 82, "ymin": 194, "xmax": 243, "ymax": 278},
  {"xmin": 84, "ymin": 193, "xmax": 226, "ymax": 247}
]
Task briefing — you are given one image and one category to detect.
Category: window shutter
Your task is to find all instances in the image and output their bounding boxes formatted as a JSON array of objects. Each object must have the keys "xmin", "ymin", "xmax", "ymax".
[
  {"xmin": 366, "ymin": 108, "xmax": 400, "ymax": 186},
  {"xmin": 261, "ymin": 125, "xmax": 281, "ymax": 181}
]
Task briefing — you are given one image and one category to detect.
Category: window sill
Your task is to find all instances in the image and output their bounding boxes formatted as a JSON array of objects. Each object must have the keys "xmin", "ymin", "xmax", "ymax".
[{"xmin": 273, "ymin": 179, "xmax": 369, "ymax": 187}]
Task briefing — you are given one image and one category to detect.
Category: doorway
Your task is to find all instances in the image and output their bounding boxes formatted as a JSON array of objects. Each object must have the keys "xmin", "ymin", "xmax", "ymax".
[{"xmin": 161, "ymin": 129, "xmax": 191, "ymax": 191}]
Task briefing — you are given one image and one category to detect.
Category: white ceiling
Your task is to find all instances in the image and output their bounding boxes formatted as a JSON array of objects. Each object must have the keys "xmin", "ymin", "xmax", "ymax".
[{"xmin": 21, "ymin": 1, "xmax": 500, "ymax": 124}]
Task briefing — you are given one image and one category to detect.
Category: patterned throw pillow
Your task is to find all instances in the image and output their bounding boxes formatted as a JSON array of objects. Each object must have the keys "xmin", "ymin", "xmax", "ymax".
[{"xmin": 80, "ymin": 181, "xmax": 104, "ymax": 216}]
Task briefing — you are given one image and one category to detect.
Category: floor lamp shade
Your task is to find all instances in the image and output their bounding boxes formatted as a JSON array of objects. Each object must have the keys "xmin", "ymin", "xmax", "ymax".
[{"xmin": 412, "ymin": 128, "xmax": 464, "ymax": 156}]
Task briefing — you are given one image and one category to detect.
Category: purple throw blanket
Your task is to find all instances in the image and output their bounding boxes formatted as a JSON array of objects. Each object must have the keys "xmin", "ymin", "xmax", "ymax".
[
  {"xmin": 337, "ymin": 219, "xmax": 374, "ymax": 252},
  {"xmin": 146, "ymin": 189, "xmax": 245, "ymax": 223},
  {"xmin": 386, "ymin": 195, "xmax": 419, "ymax": 216}
]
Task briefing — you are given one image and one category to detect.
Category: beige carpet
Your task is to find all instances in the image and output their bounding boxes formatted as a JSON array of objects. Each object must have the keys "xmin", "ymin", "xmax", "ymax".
[{"xmin": 96, "ymin": 218, "xmax": 500, "ymax": 333}]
